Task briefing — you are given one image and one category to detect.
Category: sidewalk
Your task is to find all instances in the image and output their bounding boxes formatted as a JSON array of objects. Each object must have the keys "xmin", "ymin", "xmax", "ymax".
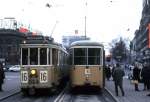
[
  {"xmin": 106, "ymin": 77, "xmax": 150, "ymax": 102},
  {"xmin": 0, "ymin": 72, "xmax": 20, "ymax": 100}
]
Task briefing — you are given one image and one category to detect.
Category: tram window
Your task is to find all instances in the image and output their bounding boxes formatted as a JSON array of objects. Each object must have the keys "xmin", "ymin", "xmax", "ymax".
[
  {"xmin": 22, "ymin": 48, "xmax": 28, "ymax": 65},
  {"xmin": 30, "ymin": 48, "xmax": 38, "ymax": 65},
  {"xmin": 59, "ymin": 51, "xmax": 63, "ymax": 65},
  {"xmin": 40, "ymin": 48, "xmax": 47, "ymax": 65},
  {"xmin": 58, "ymin": 51, "xmax": 61, "ymax": 65},
  {"xmin": 52, "ymin": 49, "xmax": 58, "ymax": 65},
  {"xmin": 88, "ymin": 48, "xmax": 101, "ymax": 65},
  {"xmin": 69, "ymin": 49, "xmax": 73, "ymax": 65},
  {"xmin": 74, "ymin": 48, "xmax": 87, "ymax": 65}
]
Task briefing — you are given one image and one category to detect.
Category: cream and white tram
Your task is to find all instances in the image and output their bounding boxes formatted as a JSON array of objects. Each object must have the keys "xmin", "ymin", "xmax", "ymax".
[
  {"xmin": 20, "ymin": 42, "xmax": 68, "ymax": 95},
  {"xmin": 69, "ymin": 40, "xmax": 105, "ymax": 89}
]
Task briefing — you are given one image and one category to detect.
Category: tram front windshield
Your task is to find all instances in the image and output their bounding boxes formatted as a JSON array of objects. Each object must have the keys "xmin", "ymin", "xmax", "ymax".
[
  {"xmin": 74, "ymin": 48, "xmax": 101, "ymax": 65},
  {"xmin": 22, "ymin": 48, "xmax": 48, "ymax": 65}
]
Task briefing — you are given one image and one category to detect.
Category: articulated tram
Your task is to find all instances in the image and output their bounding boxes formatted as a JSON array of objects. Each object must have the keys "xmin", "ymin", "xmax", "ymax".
[
  {"xmin": 69, "ymin": 40, "xmax": 105, "ymax": 90},
  {"xmin": 20, "ymin": 40, "xmax": 68, "ymax": 95}
]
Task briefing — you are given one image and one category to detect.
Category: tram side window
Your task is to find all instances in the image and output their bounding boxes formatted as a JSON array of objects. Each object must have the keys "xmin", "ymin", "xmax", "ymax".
[
  {"xmin": 69, "ymin": 49, "xmax": 73, "ymax": 65},
  {"xmin": 22, "ymin": 48, "xmax": 28, "ymax": 65},
  {"xmin": 30, "ymin": 48, "xmax": 38, "ymax": 65},
  {"xmin": 49, "ymin": 49, "xmax": 51, "ymax": 65},
  {"xmin": 88, "ymin": 48, "xmax": 101, "ymax": 65},
  {"xmin": 52, "ymin": 49, "xmax": 58, "ymax": 65},
  {"xmin": 40, "ymin": 48, "xmax": 47, "ymax": 65},
  {"xmin": 74, "ymin": 48, "xmax": 87, "ymax": 65},
  {"xmin": 59, "ymin": 51, "xmax": 63, "ymax": 65}
]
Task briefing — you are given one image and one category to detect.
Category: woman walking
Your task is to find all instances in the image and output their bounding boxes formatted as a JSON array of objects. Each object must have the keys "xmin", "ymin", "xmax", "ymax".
[{"xmin": 133, "ymin": 65, "xmax": 140, "ymax": 91}]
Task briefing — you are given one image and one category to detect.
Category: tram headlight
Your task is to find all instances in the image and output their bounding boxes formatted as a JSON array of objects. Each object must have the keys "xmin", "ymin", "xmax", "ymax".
[{"xmin": 30, "ymin": 69, "xmax": 37, "ymax": 76}]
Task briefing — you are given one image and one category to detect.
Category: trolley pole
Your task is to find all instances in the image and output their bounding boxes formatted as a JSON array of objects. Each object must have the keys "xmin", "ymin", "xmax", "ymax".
[
  {"xmin": 85, "ymin": 16, "xmax": 86, "ymax": 39},
  {"xmin": 84, "ymin": 1, "xmax": 87, "ymax": 39}
]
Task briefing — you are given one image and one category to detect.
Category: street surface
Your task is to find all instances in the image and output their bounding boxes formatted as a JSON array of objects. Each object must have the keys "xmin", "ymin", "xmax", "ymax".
[
  {"xmin": 0, "ymin": 72, "xmax": 116, "ymax": 102},
  {"xmin": 59, "ymin": 87, "xmax": 116, "ymax": 102},
  {"xmin": 1, "ymin": 93, "xmax": 58, "ymax": 102},
  {"xmin": 0, "ymin": 72, "xmax": 20, "ymax": 100},
  {"xmin": 0, "ymin": 72, "xmax": 58, "ymax": 102},
  {"xmin": 106, "ymin": 69, "xmax": 150, "ymax": 102}
]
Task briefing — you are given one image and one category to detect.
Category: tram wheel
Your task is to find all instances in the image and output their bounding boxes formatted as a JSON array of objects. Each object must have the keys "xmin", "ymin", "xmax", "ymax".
[
  {"xmin": 22, "ymin": 90, "xmax": 28, "ymax": 96},
  {"xmin": 28, "ymin": 88, "xmax": 36, "ymax": 95},
  {"xmin": 21, "ymin": 88, "xmax": 28, "ymax": 96}
]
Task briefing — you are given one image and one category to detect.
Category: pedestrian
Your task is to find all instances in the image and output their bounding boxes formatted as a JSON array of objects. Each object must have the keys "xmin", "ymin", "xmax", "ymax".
[
  {"xmin": 111, "ymin": 64, "xmax": 116, "ymax": 81},
  {"xmin": 132, "ymin": 64, "xmax": 141, "ymax": 91},
  {"xmin": 112, "ymin": 63, "xmax": 125, "ymax": 96},
  {"xmin": 141, "ymin": 64, "xmax": 150, "ymax": 91},
  {"xmin": 0, "ymin": 62, "xmax": 5, "ymax": 91},
  {"xmin": 105, "ymin": 65, "xmax": 111, "ymax": 80}
]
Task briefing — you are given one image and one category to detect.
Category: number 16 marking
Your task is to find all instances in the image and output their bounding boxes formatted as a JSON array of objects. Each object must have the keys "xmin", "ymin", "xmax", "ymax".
[{"xmin": 40, "ymin": 71, "xmax": 48, "ymax": 83}]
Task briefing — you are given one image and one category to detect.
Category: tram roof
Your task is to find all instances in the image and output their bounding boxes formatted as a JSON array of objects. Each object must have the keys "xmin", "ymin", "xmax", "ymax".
[
  {"xmin": 20, "ymin": 43, "xmax": 67, "ymax": 53},
  {"xmin": 70, "ymin": 40, "xmax": 104, "ymax": 47}
]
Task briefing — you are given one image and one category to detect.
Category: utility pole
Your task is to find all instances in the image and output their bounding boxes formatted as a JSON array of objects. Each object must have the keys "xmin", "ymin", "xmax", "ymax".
[{"xmin": 85, "ymin": 1, "xmax": 87, "ymax": 39}]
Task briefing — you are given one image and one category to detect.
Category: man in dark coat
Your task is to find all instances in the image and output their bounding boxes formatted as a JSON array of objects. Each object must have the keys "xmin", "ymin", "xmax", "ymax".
[
  {"xmin": 0, "ymin": 62, "xmax": 5, "ymax": 91},
  {"xmin": 133, "ymin": 65, "xmax": 140, "ymax": 91},
  {"xmin": 141, "ymin": 65, "xmax": 150, "ymax": 90},
  {"xmin": 112, "ymin": 63, "xmax": 125, "ymax": 96}
]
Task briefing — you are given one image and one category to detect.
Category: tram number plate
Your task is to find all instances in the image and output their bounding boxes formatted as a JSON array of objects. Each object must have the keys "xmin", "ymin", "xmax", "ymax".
[
  {"xmin": 21, "ymin": 71, "xmax": 28, "ymax": 83},
  {"xmin": 40, "ymin": 71, "xmax": 48, "ymax": 83},
  {"xmin": 85, "ymin": 69, "xmax": 91, "ymax": 75}
]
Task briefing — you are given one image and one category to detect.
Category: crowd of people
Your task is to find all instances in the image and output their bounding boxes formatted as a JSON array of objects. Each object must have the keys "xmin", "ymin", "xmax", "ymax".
[{"xmin": 105, "ymin": 63, "xmax": 150, "ymax": 96}]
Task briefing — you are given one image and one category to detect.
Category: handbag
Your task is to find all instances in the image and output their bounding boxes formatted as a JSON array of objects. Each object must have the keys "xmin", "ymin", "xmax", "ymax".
[{"xmin": 131, "ymin": 80, "xmax": 138, "ymax": 84}]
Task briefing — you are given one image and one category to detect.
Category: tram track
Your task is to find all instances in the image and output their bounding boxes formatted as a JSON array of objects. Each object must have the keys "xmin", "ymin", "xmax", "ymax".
[
  {"xmin": 0, "ymin": 83, "xmax": 68, "ymax": 102},
  {"xmin": 0, "ymin": 91, "xmax": 57, "ymax": 102},
  {"xmin": 53, "ymin": 83, "xmax": 70, "ymax": 102},
  {"xmin": 55, "ymin": 87, "xmax": 119, "ymax": 102},
  {"xmin": 0, "ymin": 86, "xmax": 118, "ymax": 102}
]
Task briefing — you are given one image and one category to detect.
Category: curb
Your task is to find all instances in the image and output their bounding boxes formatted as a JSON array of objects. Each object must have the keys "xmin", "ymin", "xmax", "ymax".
[
  {"xmin": 104, "ymin": 87, "xmax": 120, "ymax": 102},
  {"xmin": 0, "ymin": 91, "xmax": 20, "ymax": 101}
]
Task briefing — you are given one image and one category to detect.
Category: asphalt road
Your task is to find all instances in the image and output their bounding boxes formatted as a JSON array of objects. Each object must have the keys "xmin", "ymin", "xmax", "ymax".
[
  {"xmin": 1, "ymin": 72, "xmax": 58, "ymax": 102},
  {"xmin": 4, "ymin": 71, "xmax": 20, "ymax": 91}
]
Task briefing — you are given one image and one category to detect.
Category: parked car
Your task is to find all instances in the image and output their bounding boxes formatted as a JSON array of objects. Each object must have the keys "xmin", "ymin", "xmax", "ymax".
[
  {"xmin": 9, "ymin": 65, "xmax": 20, "ymax": 72},
  {"xmin": 3, "ymin": 65, "xmax": 13, "ymax": 71}
]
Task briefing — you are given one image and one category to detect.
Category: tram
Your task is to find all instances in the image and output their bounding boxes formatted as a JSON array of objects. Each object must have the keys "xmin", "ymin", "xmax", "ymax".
[
  {"xmin": 69, "ymin": 40, "xmax": 105, "ymax": 90},
  {"xmin": 20, "ymin": 37, "xmax": 68, "ymax": 95}
]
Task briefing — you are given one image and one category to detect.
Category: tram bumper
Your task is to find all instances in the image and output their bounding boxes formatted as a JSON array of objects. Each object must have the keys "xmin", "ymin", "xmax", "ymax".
[{"xmin": 21, "ymin": 80, "xmax": 53, "ymax": 89}]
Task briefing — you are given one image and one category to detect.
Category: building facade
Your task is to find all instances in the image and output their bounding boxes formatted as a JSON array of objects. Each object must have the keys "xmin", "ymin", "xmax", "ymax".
[
  {"xmin": 0, "ymin": 29, "xmax": 25, "ymax": 65},
  {"xmin": 132, "ymin": 0, "xmax": 150, "ymax": 64}
]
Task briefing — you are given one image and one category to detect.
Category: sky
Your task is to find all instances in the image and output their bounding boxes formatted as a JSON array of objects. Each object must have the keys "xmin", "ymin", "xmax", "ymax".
[{"xmin": 0, "ymin": 0, "xmax": 142, "ymax": 47}]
